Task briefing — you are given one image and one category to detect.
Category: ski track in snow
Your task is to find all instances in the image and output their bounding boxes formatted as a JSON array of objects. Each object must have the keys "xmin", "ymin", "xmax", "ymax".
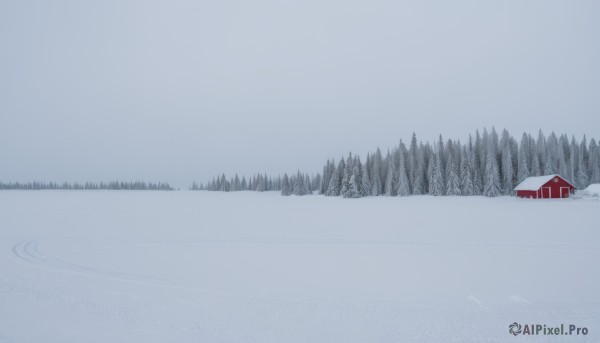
[
  {"xmin": 11, "ymin": 238, "xmax": 180, "ymax": 287},
  {"xmin": 9, "ymin": 237, "xmax": 600, "ymax": 297}
]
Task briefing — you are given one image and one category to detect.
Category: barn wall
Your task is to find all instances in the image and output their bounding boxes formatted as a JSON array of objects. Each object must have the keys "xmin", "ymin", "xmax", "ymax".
[
  {"xmin": 541, "ymin": 177, "xmax": 574, "ymax": 198},
  {"xmin": 516, "ymin": 190, "xmax": 538, "ymax": 198}
]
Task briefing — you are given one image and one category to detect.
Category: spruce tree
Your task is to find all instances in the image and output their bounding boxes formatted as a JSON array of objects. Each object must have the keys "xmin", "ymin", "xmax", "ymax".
[
  {"xmin": 325, "ymin": 167, "xmax": 341, "ymax": 196},
  {"xmin": 361, "ymin": 162, "xmax": 371, "ymax": 197},
  {"xmin": 517, "ymin": 134, "xmax": 529, "ymax": 183},
  {"xmin": 412, "ymin": 147, "xmax": 424, "ymax": 195},
  {"xmin": 281, "ymin": 174, "xmax": 291, "ymax": 196},
  {"xmin": 501, "ymin": 143, "xmax": 514, "ymax": 194},
  {"xmin": 397, "ymin": 150, "xmax": 410, "ymax": 196},
  {"xmin": 589, "ymin": 139, "xmax": 600, "ymax": 183},
  {"xmin": 384, "ymin": 151, "xmax": 396, "ymax": 196},
  {"xmin": 576, "ymin": 147, "xmax": 589, "ymax": 189},
  {"xmin": 483, "ymin": 154, "xmax": 501, "ymax": 197},
  {"xmin": 371, "ymin": 152, "xmax": 382, "ymax": 196},
  {"xmin": 304, "ymin": 174, "xmax": 312, "ymax": 194},
  {"xmin": 352, "ymin": 156, "xmax": 364, "ymax": 197},
  {"xmin": 430, "ymin": 154, "xmax": 445, "ymax": 196},
  {"xmin": 460, "ymin": 148, "xmax": 475, "ymax": 195},
  {"xmin": 292, "ymin": 171, "xmax": 305, "ymax": 195},
  {"xmin": 445, "ymin": 151, "xmax": 461, "ymax": 195},
  {"xmin": 340, "ymin": 153, "xmax": 353, "ymax": 197}
]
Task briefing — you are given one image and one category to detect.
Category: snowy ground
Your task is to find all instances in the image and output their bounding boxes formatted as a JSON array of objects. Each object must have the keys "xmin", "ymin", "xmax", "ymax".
[{"xmin": 0, "ymin": 191, "xmax": 598, "ymax": 342}]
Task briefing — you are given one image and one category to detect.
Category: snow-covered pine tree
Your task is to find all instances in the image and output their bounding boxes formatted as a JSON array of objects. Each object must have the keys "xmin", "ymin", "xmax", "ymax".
[
  {"xmin": 409, "ymin": 133, "xmax": 419, "ymax": 193},
  {"xmin": 397, "ymin": 147, "xmax": 410, "ymax": 196},
  {"xmin": 546, "ymin": 132, "xmax": 558, "ymax": 173},
  {"xmin": 568, "ymin": 136, "xmax": 578, "ymax": 184},
  {"xmin": 557, "ymin": 141, "xmax": 569, "ymax": 180},
  {"xmin": 353, "ymin": 156, "xmax": 363, "ymax": 197},
  {"xmin": 589, "ymin": 138, "xmax": 600, "ymax": 183},
  {"xmin": 491, "ymin": 127, "xmax": 499, "ymax": 157},
  {"xmin": 517, "ymin": 134, "xmax": 530, "ymax": 183},
  {"xmin": 480, "ymin": 129, "xmax": 489, "ymax": 177},
  {"xmin": 320, "ymin": 160, "xmax": 330, "ymax": 194},
  {"xmin": 460, "ymin": 147, "xmax": 475, "ymax": 195},
  {"xmin": 437, "ymin": 135, "xmax": 446, "ymax": 177},
  {"xmin": 537, "ymin": 130, "xmax": 547, "ymax": 170},
  {"xmin": 501, "ymin": 142, "xmax": 514, "ymax": 194},
  {"xmin": 340, "ymin": 153, "xmax": 353, "ymax": 197},
  {"xmin": 483, "ymin": 153, "xmax": 501, "ymax": 197},
  {"xmin": 311, "ymin": 173, "xmax": 322, "ymax": 193},
  {"xmin": 220, "ymin": 174, "xmax": 229, "ymax": 192},
  {"xmin": 412, "ymin": 145, "xmax": 424, "ymax": 195},
  {"xmin": 361, "ymin": 160, "xmax": 371, "ymax": 197},
  {"xmin": 473, "ymin": 131, "xmax": 483, "ymax": 192},
  {"xmin": 292, "ymin": 171, "xmax": 305, "ymax": 195},
  {"xmin": 529, "ymin": 135, "xmax": 540, "ymax": 177},
  {"xmin": 530, "ymin": 147, "xmax": 541, "ymax": 177},
  {"xmin": 371, "ymin": 150, "xmax": 382, "ymax": 196},
  {"xmin": 345, "ymin": 175, "xmax": 360, "ymax": 198},
  {"xmin": 233, "ymin": 174, "xmax": 242, "ymax": 191},
  {"xmin": 304, "ymin": 174, "xmax": 312, "ymax": 195},
  {"xmin": 325, "ymin": 166, "xmax": 341, "ymax": 196},
  {"xmin": 328, "ymin": 160, "xmax": 336, "ymax": 191},
  {"xmin": 445, "ymin": 149, "xmax": 461, "ymax": 196},
  {"xmin": 384, "ymin": 151, "xmax": 396, "ymax": 196},
  {"xmin": 343, "ymin": 157, "xmax": 361, "ymax": 199},
  {"xmin": 576, "ymin": 143, "xmax": 589, "ymax": 189},
  {"xmin": 426, "ymin": 150, "xmax": 435, "ymax": 195},
  {"xmin": 430, "ymin": 153, "xmax": 445, "ymax": 196},
  {"xmin": 281, "ymin": 174, "xmax": 291, "ymax": 196}
]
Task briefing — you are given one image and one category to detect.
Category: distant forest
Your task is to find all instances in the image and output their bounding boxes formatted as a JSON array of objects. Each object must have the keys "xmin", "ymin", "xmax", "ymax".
[
  {"xmin": 0, "ymin": 181, "xmax": 174, "ymax": 191},
  {"xmin": 194, "ymin": 171, "xmax": 320, "ymax": 196},
  {"xmin": 201, "ymin": 128, "xmax": 600, "ymax": 197}
]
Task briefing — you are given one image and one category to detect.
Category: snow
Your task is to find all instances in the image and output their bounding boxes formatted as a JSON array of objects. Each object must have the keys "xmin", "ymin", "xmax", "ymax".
[
  {"xmin": 0, "ymin": 191, "xmax": 598, "ymax": 342},
  {"xmin": 513, "ymin": 174, "xmax": 562, "ymax": 191},
  {"xmin": 583, "ymin": 184, "xmax": 600, "ymax": 197}
]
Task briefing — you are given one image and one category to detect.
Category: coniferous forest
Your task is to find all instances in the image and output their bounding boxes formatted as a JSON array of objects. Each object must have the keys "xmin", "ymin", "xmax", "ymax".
[
  {"xmin": 200, "ymin": 128, "xmax": 600, "ymax": 197},
  {"xmin": 3, "ymin": 128, "xmax": 598, "ymax": 196},
  {"xmin": 0, "ymin": 181, "xmax": 173, "ymax": 191}
]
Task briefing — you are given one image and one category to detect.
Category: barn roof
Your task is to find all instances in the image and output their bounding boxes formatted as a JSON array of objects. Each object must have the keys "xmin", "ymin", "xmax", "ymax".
[{"xmin": 514, "ymin": 174, "xmax": 572, "ymax": 191}]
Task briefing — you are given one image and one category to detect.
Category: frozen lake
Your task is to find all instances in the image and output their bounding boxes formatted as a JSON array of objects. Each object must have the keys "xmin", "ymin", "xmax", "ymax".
[{"xmin": 0, "ymin": 191, "xmax": 598, "ymax": 342}]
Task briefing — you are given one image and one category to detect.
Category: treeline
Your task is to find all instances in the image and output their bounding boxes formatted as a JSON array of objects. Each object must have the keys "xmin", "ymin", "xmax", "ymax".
[
  {"xmin": 193, "ymin": 172, "xmax": 321, "ymax": 195},
  {"xmin": 199, "ymin": 128, "xmax": 599, "ymax": 198},
  {"xmin": 321, "ymin": 128, "xmax": 600, "ymax": 198},
  {"xmin": 0, "ymin": 181, "xmax": 174, "ymax": 191}
]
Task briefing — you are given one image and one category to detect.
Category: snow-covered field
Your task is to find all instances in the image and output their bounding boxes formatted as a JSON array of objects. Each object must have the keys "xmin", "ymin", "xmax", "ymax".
[{"xmin": 0, "ymin": 191, "xmax": 598, "ymax": 342}]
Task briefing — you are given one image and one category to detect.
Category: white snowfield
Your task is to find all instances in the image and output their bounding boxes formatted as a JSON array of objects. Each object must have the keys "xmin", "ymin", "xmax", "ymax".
[
  {"xmin": 0, "ymin": 191, "xmax": 598, "ymax": 343},
  {"xmin": 583, "ymin": 184, "xmax": 600, "ymax": 197}
]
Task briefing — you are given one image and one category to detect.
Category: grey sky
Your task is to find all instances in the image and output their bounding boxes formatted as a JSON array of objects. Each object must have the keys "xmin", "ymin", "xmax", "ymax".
[{"xmin": 1, "ymin": 0, "xmax": 599, "ymax": 186}]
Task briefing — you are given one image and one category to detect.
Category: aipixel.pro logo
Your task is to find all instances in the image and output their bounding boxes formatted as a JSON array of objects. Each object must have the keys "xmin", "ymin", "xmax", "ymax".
[
  {"xmin": 509, "ymin": 322, "xmax": 522, "ymax": 336},
  {"xmin": 509, "ymin": 322, "xmax": 588, "ymax": 336}
]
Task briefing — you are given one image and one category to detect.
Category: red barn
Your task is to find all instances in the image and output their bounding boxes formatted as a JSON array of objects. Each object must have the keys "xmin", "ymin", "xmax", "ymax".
[{"xmin": 514, "ymin": 174, "xmax": 575, "ymax": 199}]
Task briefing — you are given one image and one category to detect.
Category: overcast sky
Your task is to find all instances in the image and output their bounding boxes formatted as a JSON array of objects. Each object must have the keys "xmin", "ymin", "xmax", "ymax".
[{"xmin": 1, "ymin": 0, "xmax": 599, "ymax": 186}]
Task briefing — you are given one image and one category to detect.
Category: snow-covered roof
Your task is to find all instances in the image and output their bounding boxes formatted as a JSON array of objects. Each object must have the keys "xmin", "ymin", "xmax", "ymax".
[
  {"xmin": 514, "ymin": 174, "xmax": 570, "ymax": 191},
  {"xmin": 583, "ymin": 184, "xmax": 600, "ymax": 196}
]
